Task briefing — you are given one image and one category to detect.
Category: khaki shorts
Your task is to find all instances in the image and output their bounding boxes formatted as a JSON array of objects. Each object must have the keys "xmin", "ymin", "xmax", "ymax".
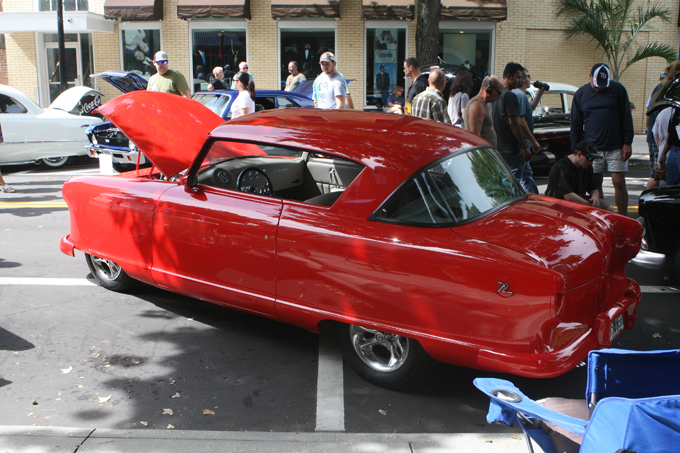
[{"xmin": 592, "ymin": 149, "xmax": 628, "ymax": 173}]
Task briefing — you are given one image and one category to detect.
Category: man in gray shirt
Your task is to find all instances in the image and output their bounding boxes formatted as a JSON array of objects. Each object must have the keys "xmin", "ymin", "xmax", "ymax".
[{"xmin": 313, "ymin": 52, "xmax": 347, "ymax": 109}]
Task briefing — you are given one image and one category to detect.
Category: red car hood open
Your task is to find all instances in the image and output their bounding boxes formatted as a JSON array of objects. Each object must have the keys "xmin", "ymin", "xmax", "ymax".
[
  {"xmin": 96, "ymin": 91, "xmax": 225, "ymax": 177},
  {"xmin": 454, "ymin": 198, "xmax": 608, "ymax": 289}
]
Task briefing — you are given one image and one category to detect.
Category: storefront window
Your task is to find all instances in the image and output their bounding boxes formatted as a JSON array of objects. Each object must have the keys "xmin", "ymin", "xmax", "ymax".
[
  {"xmin": 121, "ymin": 29, "xmax": 160, "ymax": 79},
  {"xmin": 44, "ymin": 33, "xmax": 79, "ymax": 43},
  {"xmin": 280, "ymin": 29, "xmax": 335, "ymax": 90},
  {"xmin": 80, "ymin": 33, "xmax": 93, "ymax": 88},
  {"xmin": 439, "ymin": 28, "xmax": 492, "ymax": 79},
  {"xmin": 43, "ymin": 33, "xmax": 93, "ymax": 101},
  {"xmin": 40, "ymin": 0, "xmax": 89, "ymax": 11},
  {"xmin": 192, "ymin": 29, "xmax": 247, "ymax": 92},
  {"xmin": 365, "ymin": 28, "xmax": 406, "ymax": 108}
]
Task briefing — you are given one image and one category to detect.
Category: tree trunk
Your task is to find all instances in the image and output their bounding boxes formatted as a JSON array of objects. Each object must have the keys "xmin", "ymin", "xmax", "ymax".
[{"xmin": 416, "ymin": 0, "xmax": 440, "ymax": 69}]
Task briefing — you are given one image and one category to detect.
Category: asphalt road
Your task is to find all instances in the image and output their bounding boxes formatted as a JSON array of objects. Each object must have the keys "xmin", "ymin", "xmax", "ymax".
[{"xmin": 0, "ymin": 157, "xmax": 678, "ymax": 437}]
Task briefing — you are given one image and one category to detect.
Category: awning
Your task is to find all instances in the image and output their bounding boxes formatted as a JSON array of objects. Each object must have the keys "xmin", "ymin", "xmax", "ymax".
[
  {"xmin": 271, "ymin": 0, "xmax": 340, "ymax": 19},
  {"xmin": 178, "ymin": 0, "xmax": 251, "ymax": 20},
  {"xmin": 440, "ymin": 0, "xmax": 507, "ymax": 21},
  {"xmin": 104, "ymin": 0, "xmax": 163, "ymax": 21},
  {"xmin": 363, "ymin": 0, "xmax": 414, "ymax": 20}
]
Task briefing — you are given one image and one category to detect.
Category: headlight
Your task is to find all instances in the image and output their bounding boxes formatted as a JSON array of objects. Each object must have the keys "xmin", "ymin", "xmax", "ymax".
[
  {"xmin": 92, "ymin": 136, "xmax": 98, "ymax": 145},
  {"xmin": 129, "ymin": 141, "xmax": 137, "ymax": 151}
]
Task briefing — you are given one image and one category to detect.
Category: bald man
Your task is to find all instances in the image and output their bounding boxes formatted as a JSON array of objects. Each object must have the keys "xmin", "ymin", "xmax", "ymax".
[{"xmin": 410, "ymin": 69, "xmax": 451, "ymax": 124}]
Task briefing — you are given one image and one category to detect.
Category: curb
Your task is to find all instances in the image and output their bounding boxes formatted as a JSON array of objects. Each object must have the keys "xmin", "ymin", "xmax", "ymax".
[{"xmin": 0, "ymin": 426, "xmax": 529, "ymax": 452}]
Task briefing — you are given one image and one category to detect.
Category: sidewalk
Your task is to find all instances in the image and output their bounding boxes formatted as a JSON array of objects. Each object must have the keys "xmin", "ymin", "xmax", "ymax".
[{"xmin": 0, "ymin": 426, "xmax": 530, "ymax": 452}]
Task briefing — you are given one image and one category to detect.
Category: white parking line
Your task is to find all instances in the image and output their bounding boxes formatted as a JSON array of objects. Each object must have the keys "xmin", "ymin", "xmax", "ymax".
[
  {"xmin": 315, "ymin": 333, "xmax": 345, "ymax": 432},
  {"xmin": 0, "ymin": 277, "xmax": 96, "ymax": 286}
]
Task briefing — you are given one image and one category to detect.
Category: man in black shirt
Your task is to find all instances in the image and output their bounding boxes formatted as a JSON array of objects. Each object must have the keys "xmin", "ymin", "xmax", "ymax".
[
  {"xmin": 404, "ymin": 57, "xmax": 428, "ymax": 114},
  {"xmin": 571, "ymin": 63, "xmax": 634, "ymax": 215},
  {"xmin": 545, "ymin": 141, "xmax": 613, "ymax": 211},
  {"xmin": 492, "ymin": 62, "xmax": 540, "ymax": 193}
]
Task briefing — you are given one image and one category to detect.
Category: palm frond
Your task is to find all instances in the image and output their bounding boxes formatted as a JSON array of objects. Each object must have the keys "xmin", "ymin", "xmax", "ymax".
[
  {"xmin": 626, "ymin": 43, "xmax": 677, "ymax": 67},
  {"xmin": 553, "ymin": 0, "xmax": 672, "ymax": 81}
]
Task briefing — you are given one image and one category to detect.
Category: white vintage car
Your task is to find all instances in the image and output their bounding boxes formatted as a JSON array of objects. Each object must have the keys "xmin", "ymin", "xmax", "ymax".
[{"xmin": 0, "ymin": 85, "xmax": 103, "ymax": 168}]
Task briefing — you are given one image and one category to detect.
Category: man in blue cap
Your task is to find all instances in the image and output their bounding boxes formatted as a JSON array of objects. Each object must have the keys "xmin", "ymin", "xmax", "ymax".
[{"xmin": 571, "ymin": 63, "xmax": 634, "ymax": 216}]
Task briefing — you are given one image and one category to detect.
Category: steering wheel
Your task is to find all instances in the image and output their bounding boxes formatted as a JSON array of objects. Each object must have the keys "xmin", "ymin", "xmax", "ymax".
[{"xmin": 237, "ymin": 168, "xmax": 273, "ymax": 196}]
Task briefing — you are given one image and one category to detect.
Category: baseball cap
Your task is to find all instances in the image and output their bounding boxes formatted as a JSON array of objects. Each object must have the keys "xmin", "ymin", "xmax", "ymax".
[
  {"xmin": 591, "ymin": 63, "xmax": 610, "ymax": 88},
  {"xmin": 154, "ymin": 51, "xmax": 169, "ymax": 62},
  {"xmin": 319, "ymin": 52, "xmax": 336, "ymax": 63},
  {"xmin": 575, "ymin": 140, "xmax": 603, "ymax": 160}
]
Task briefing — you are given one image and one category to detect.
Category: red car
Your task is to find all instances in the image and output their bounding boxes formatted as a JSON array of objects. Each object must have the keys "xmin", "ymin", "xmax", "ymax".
[{"xmin": 60, "ymin": 92, "xmax": 643, "ymax": 389}]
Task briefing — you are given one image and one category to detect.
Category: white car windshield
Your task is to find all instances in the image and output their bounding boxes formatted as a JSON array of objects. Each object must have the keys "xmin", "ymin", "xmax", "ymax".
[
  {"xmin": 193, "ymin": 93, "xmax": 231, "ymax": 116},
  {"xmin": 376, "ymin": 147, "xmax": 525, "ymax": 225}
]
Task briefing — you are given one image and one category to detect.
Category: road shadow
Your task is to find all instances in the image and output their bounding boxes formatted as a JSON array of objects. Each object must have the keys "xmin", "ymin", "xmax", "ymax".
[
  {"xmin": 0, "ymin": 258, "xmax": 21, "ymax": 269},
  {"xmin": 0, "ymin": 326, "xmax": 35, "ymax": 351},
  {"xmin": 72, "ymin": 284, "xmax": 320, "ymax": 431}
]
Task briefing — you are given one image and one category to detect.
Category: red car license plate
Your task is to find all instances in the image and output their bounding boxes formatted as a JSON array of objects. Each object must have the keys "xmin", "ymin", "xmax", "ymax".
[{"xmin": 610, "ymin": 314, "xmax": 624, "ymax": 341}]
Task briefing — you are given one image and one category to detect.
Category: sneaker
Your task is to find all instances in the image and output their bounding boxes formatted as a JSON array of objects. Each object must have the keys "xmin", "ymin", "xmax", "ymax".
[{"xmin": 2, "ymin": 185, "xmax": 16, "ymax": 193}]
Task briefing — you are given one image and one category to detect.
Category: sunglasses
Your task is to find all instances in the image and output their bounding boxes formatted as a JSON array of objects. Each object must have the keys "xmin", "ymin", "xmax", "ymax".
[{"xmin": 156, "ymin": 60, "xmax": 168, "ymax": 65}]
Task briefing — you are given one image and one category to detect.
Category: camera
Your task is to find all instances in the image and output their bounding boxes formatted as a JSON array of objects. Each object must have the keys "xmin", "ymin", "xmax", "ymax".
[{"xmin": 533, "ymin": 80, "xmax": 550, "ymax": 91}]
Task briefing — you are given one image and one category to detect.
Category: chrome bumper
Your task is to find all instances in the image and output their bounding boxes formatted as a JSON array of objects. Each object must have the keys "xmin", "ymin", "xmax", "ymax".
[{"xmin": 631, "ymin": 249, "xmax": 666, "ymax": 269}]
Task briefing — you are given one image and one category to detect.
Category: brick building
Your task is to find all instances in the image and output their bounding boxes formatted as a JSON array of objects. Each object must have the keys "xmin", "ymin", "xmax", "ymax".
[{"xmin": 0, "ymin": 0, "xmax": 678, "ymax": 131}]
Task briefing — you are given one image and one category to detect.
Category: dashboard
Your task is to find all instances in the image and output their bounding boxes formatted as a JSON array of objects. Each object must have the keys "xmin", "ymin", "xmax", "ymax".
[{"xmin": 197, "ymin": 157, "xmax": 307, "ymax": 196}]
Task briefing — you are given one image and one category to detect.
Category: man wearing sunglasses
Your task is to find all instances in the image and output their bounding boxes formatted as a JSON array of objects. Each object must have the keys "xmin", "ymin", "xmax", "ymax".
[
  {"xmin": 147, "ymin": 51, "xmax": 191, "ymax": 98},
  {"xmin": 545, "ymin": 140, "xmax": 613, "ymax": 211},
  {"xmin": 231, "ymin": 62, "xmax": 253, "ymax": 89}
]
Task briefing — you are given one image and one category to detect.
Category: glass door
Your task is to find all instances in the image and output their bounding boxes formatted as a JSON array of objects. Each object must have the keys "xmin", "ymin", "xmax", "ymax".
[{"xmin": 45, "ymin": 43, "xmax": 81, "ymax": 103}]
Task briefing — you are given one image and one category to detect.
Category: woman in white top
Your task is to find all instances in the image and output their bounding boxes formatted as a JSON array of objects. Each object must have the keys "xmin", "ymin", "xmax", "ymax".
[{"xmin": 230, "ymin": 71, "xmax": 256, "ymax": 119}]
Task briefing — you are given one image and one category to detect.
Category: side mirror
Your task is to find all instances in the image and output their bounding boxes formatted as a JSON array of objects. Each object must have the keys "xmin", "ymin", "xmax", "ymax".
[{"xmin": 182, "ymin": 174, "xmax": 198, "ymax": 188}]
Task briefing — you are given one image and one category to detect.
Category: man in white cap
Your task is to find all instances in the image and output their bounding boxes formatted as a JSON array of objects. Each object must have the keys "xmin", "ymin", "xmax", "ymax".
[
  {"xmin": 313, "ymin": 52, "xmax": 346, "ymax": 109},
  {"xmin": 571, "ymin": 63, "xmax": 634, "ymax": 215},
  {"xmin": 147, "ymin": 51, "xmax": 191, "ymax": 98}
]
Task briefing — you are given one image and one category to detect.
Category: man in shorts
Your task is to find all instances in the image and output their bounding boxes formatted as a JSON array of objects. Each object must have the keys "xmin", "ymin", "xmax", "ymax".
[{"xmin": 571, "ymin": 63, "xmax": 634, "ymax": 216}]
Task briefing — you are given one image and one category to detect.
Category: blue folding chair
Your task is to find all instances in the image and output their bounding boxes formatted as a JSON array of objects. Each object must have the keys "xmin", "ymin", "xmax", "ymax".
[{"xmin": 474, "ymin": 349, "xmax": 680, "ymax": 453}]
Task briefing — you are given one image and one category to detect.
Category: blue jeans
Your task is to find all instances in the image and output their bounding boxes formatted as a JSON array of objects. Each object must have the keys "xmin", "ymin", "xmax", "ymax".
[
  {"xmin": 663, "ymin": 146, "xmax": 680, "ymax": 185},
  {"xmin": 502, "ymin": 152, "xmax": 539, "ymax": 194}
]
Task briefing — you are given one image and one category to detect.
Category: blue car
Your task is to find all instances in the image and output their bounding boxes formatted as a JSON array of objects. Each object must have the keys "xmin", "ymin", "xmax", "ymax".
[{"xmin": 86, "ymin": 71, "xmax": 315, "ymax": 172}]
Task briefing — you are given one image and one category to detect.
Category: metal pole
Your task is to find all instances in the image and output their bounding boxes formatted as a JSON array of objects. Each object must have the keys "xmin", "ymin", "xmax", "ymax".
[{"xmin": 57, "ymin": 0, "xmax": 68, "ymax": 93}]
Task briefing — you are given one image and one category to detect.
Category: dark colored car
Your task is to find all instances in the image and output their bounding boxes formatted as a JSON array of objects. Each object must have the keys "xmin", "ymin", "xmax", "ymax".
[
  {"xmin": 632, "ymin": 76, "xmax": 680, "ymax": 281},
  {"xmin": 635, "ymin": 186, "xmax": 680, "ymax": 280},
  {"xmin": 86, "ymin": 71, "xmax": 315, "ymax": 172}
]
